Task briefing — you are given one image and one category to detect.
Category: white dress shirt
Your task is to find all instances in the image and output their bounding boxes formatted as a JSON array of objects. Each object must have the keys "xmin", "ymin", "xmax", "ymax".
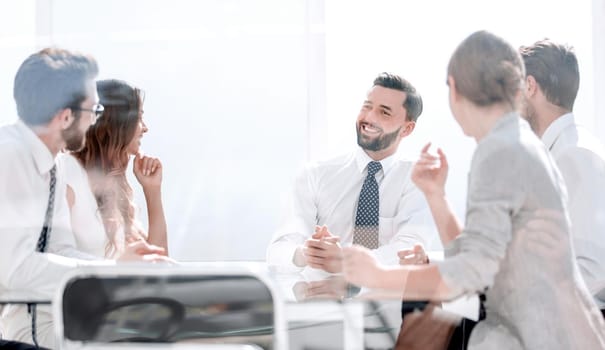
[
  {"xmin": 0, "ymin": 121, "xmax": 101, "ymax": 296},
  {"xmin": 542, "ymin": 113, "xmax": 605, "ymax": 308},
  {"xmin": 437, "ymin": 114, "xmax": 605, "ymax": 349},
  {"xmin": 267, "ymin": 147, "xmax": 439, "ymax": 271},
  {"xmin": 0, "ymin": 121, "xmax": 111, "ymax": 347}
]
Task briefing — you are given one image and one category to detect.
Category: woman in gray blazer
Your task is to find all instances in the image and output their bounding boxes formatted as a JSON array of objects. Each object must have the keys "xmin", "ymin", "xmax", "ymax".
[{"xmin": 343, "ymin": 30, "xmax": 605, "ymax": 349}]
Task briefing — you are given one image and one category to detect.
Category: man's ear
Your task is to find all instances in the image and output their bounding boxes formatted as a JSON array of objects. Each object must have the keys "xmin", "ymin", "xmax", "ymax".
[
  {"xmin": 53, "ymin": 108, "xmax": 75, "ymax": 130},
  {"xmin": 526, "ymin": 75, "xmax": 539, "ymax": 98},
  {"xmin": 400, "ymin": 120, "xmax": 416, "ymax": 138}
]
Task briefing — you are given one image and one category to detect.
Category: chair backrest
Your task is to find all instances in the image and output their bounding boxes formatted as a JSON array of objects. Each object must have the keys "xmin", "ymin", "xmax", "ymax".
[{"xmin": 53, "ymin": 265, "xmax": 285, "ymax": 350}]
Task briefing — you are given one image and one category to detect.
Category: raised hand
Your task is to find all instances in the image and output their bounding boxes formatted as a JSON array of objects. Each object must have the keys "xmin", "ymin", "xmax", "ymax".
[
  {"xmin": 133, "ymin": 152, "xmax": 163, "ymax": 190},
  {"xmin": 411, "ymin": 143, "xmax": 448, "ymax": 197}
]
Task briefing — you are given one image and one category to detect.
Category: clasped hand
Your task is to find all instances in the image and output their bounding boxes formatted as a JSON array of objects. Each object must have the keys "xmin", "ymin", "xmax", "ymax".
[{"xmin": 302, "ymin": 225, "xmax": 343, "ymax": 273}]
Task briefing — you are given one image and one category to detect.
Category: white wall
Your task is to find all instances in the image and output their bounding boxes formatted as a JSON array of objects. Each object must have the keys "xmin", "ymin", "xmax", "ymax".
[
  {"xmin": 52, "ymin": 0, "xmax": 316, "ymax": 261},
  {"xmin": 0, "ymin": 0, "xmax": 599, "ymax": 261},
  {"xmin": 0, "ymin": 1, "xmax": 37, "ymax": 125},
  {"xmin": 595, "ymin": 0, "xmax": 605, "ymax": 141},
  {"xmin": 322, "ymin": 0, "xmax": 595, "ymax": 221}
]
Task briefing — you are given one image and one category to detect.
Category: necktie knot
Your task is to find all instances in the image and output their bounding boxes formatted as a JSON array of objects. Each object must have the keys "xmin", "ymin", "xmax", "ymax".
[{"xmin": 367, "ymin": 161, "xmax": 382, "ymax": 177}]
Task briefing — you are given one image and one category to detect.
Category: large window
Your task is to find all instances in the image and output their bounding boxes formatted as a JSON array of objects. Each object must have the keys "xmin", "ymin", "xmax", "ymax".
[
  {"xmin": 323, "ymin": 0, "xmax": 595, "ymax": 222},
  {"xmin": 0, "ymin": 0, "xmax": 598, "ymax": 260}
]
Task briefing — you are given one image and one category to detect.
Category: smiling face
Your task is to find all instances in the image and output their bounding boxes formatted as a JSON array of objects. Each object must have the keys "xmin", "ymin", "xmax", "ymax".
[
  {"xmin": 125, "ymin": 109, "xmax": 148, "ymax": 155},
  {"xmin": 356, "ymin": 85, "xmax": 413, "ymax": 160}
]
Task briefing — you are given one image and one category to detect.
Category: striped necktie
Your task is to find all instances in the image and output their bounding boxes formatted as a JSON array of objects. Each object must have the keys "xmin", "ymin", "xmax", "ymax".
[
  {"xmin": 36, "ymin": 164, "xmax": 57, "ymax": 252},
  {"xmin": 30, "ymin": 164, "xmax": 57, "ymax": 348}
]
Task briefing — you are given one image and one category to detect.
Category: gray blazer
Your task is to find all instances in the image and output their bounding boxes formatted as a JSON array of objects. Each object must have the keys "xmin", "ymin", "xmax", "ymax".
[{"xmin": 438, "ymin": 113, "xmax": 605, "ymax": 349}]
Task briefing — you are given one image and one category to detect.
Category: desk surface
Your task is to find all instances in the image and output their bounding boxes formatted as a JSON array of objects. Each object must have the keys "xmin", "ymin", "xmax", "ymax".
[
  {"xmin": 0, "ymin": 290, "xmax": 51, "ymax": 304},
  {"xmin": 0, "ymin": 259, "xmax": 476, "ymax": 312},
  {"xmin": 1, "ymin": 260, "xmax": 477, "ymax": 349}
]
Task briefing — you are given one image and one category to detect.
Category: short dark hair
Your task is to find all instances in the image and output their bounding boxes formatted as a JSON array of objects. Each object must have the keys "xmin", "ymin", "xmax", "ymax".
[
  {"xmin": 519, "ymin": 39, "xmax": 579, "ymax": 110},
  {"xmin": 14, "ymin": 47, "xmax": 99, "ymax": 126},
  {"xmin": 373, "ymin": 72, "xmax": 423, "ymax": 122}
]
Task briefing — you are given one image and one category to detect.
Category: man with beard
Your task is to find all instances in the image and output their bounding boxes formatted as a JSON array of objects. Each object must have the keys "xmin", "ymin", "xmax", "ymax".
[
  {"xmin": 0, "ymin": 48, "xmax": 167, "ymax": 349},
  {"xmin": 267, "ymin": 72, "xmax": 437, "ymax": 274},
  {"xmin": 520, "ymin": 39, "xmax": 605, "ymax": 318}
]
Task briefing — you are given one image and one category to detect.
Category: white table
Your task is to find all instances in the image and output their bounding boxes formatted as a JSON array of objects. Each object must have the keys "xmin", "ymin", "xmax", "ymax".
[
  {"xmin": 1, "ymin": 260, "xmax": 479, "ymax": 349},
  {"xmin": 0, "ymin": 290, "xmax": 52, "ymax": 305}
]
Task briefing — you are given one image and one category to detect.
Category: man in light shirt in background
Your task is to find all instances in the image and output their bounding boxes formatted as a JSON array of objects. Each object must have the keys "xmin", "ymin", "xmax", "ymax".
[
  {"xmin": 520, "ymin": 39, "xmax": 605, "ymax": 318},
  {"xmin": 0, "ymin": 48, "xmax": 166, "ymax": 348},
  {"xmin": 267, "ymin": 72, "xmax": 437, "ymax": 274}
]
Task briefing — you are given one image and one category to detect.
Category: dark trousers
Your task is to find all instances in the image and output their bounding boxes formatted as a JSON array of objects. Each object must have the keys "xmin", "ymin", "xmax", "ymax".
[
  {"xmin": 0, "ymin": 340, "xmax": 49, "ymax": 350},
  {"xmin": 401, "ymin": 300, "xmax": 483, "ymax": 350},
  {"xmin": 601, "ymin": 309, "xmax": 605, "ymax": 319}
]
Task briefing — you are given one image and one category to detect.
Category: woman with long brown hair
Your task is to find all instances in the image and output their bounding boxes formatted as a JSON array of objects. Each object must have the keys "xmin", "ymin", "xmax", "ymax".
[{"xmin": 62, "ymin": 79, "xmax": 168, "ymax": 258}]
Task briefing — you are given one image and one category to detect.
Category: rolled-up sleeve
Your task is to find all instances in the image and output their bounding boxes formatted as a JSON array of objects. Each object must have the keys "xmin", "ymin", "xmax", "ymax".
[{"xmin": 437, "ymin": 144, "xmax": 522, "ymax": 298}]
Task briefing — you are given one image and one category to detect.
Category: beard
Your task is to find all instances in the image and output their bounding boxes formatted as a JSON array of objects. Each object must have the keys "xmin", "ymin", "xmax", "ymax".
[
  {"xmin": 520, "ymin": 99, "xmax": 539, "ymax": 134},
  {"xmin": 62, "ymin": 119, "xmax": 86, "ymax": 152},
  {"xmin": 356, "ymin": 123, "xmax": 401, "ymax": 152}
]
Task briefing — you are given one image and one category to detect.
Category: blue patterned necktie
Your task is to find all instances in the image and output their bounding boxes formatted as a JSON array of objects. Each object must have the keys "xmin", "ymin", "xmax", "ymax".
[{"xmin": 353, "ymin": 161, "xmax": 382, "ymax": 249}]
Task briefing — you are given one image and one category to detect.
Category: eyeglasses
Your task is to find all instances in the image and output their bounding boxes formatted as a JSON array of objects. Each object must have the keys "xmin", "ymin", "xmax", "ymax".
[{"xmin": 72, "ymin": 104, "xmax": 105, "ymax": 123}]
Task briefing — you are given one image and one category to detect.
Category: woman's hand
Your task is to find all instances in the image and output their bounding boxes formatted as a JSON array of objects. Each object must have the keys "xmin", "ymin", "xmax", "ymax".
[
  {"xmin": 117, "ymin": 240, "xmax": 174, "ymax": 263},
  {"xmin": 411, "ymin": 143, "xmax": 448, "ymax": 198},
  {"xmin": 342, "ymin": 245, "xmax": 385, "ymax": 288},
  {"xmin": 516, "ymin": 209, "xmax": 572, "ymax": 278},
  {"xmin": 133, "ymin": 153, "xmax": 163, "ymax": 190},
  {"xmin": 398, "ymin": 244, "xmax": 429, "ymax": 265}
]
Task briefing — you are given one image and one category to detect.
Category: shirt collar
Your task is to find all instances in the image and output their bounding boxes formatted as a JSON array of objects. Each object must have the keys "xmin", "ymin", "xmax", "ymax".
[
  {"xmin": 541, "ymin": 113, "xmax": 574, "ymax": 150},
  {"xmin": 354, "ymin": 147, "xmax": 395, "ymax": 175},
  {"xmin": 15, "ymin": 119, "xmax": 55, "ymax": 175}
]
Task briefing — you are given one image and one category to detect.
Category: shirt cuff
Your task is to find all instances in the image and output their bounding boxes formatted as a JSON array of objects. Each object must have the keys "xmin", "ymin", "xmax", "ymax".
[{"xmin": 266, "ymin": 241, "xmax": 304, "ymax": 273}]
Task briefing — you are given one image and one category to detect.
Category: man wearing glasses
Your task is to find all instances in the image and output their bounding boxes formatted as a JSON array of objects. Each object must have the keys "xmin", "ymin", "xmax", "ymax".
[
  {"xmin": 64, "ymin": 103, "xmax": 105, "ymax": 151},
  {"xmin": 0, "ymin": 48, "xmax": 164, "ymax": 348}
]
